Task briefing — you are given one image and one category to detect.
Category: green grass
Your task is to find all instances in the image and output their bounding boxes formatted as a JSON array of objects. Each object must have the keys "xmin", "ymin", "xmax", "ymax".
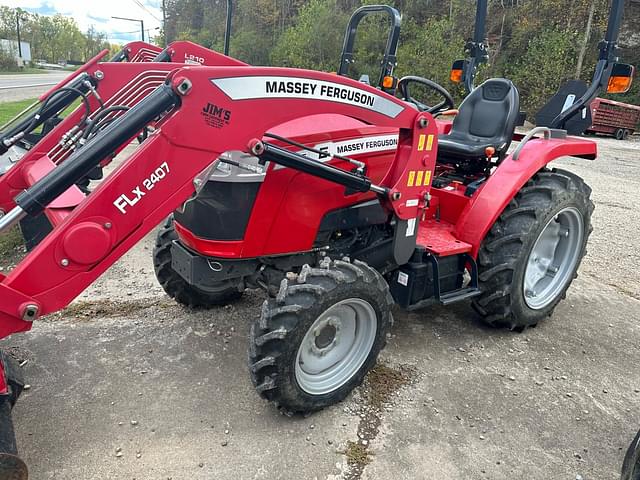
[
  {"xmin": 0, "ymin": 96, "xmax": 83, "ymax": 127},
  {"xmin": 0, "ymin": 98, "xmax": 38, "ymax": 126}
]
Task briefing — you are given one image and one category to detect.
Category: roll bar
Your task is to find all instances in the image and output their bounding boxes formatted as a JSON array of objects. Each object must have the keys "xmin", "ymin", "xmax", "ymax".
[
  {"xmin": 462, "ymin": 0, "xmax": 489, "ymax": 93},
  {"xmin": 550, "ymin": 0, "xmax": 625, "ymax": 129},
  {"xmin": 337, "ymin": 5, "xmax": 402, "ymax": 92}
]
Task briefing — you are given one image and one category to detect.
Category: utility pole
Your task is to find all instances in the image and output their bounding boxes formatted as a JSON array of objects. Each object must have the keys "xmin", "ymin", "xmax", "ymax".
[
  {"xmin": 112, "ymin": 16, "xmax": 145, "ymax": 42},
  {"xmin": 162, "ymin": 0, "xmax": 167, "ymax": 45},
  {"xmin": 15, "ymin": 10, "xmax": 22, "ymax": 60}
]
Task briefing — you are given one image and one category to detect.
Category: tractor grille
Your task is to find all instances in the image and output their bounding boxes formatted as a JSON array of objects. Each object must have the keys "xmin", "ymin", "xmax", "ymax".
[{"xmin": 174, "ymin": 180, "xmax": 261, "ymax": 241}]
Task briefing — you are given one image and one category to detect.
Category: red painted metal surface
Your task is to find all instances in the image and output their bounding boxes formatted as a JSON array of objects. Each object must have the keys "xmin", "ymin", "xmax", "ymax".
[
  {"xmin": 416, "ymin": 219, "xmax": 471, "ymax": 255},
  {"xmin": 0, "ymin": 66, "xmax": 428, "ymax": 340},
  {"xmin": 163, "ymin": 40, "xmax": 247, "ymax": 67},
  {"xmin": 125, "ymin": 41, "xmax": 163, "ymax": 62},
  {"xmin": 454, "ymin": 135, "xmax": 598, "ymax": 257},
  {"xmin": 38, "ymin": 49, "xmax": 110, "ymax": 102}
]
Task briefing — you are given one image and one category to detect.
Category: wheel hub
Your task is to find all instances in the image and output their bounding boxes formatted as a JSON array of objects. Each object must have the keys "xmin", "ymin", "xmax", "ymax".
[
  {"xmin": 295, "ymin": 298, "xmax": 377, "ymax": 395},
  {"xmin": 523, "ymin": 207, "xmax": 584, "ymax": 310},
  {"xmin": 312, "ymin": 317, "xmax": 340, "ymax": 352}
]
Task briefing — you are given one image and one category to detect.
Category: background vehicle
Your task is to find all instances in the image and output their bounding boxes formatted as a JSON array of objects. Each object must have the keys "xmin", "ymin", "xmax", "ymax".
[{"xmin": 586, "ymin": 97, "xmax": 640, "ymax": 139}]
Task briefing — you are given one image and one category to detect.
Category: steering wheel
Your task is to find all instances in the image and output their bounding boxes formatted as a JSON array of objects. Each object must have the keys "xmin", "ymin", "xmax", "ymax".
[{"xmin": 397, "ymin": 76, "xmax": 455, "ymax": 115}]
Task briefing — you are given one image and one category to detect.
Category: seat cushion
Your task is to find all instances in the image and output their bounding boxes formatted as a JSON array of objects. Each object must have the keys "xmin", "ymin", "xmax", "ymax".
[
  {"xmin": 436, "ymin": 78, "xmax": 520, "ymax": 162},
  {"xmin": 437, "ymin": 135, "xmax": 494, "ymax": 159}
]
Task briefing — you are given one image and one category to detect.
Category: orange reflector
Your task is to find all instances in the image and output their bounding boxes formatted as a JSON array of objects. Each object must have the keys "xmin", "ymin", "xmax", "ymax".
[
  {"xmin": 450, "ymin": 69, "xmax": 463, "ymax": 83},
  {"xmin": 607, "ymin": 75, "xmax": 633, "ymax": 94},
  {"xmin": 382, "ymin": 76, "xmax": 395, "ymax": 89},
  {"xmin": 485, "ymin": 146, "xmax": 496, "ymax": 158}
]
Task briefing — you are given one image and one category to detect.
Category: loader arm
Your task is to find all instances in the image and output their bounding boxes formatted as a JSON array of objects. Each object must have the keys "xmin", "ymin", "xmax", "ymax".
[{"xmin": 0, "ymin": 66, "xmax": 437, "ymax": 339}]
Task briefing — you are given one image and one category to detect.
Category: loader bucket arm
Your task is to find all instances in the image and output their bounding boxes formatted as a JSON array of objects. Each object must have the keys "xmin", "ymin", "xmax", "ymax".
[
  {"xmin": 153, "ymin": 40, "xmax": 247, "ymax": 66},
  {"xmin": 109, "ymin": 41, "xmax": 163, "ymax": 63},
  {"xmin": 0, "ymin": 66, "xmax": 436, "ymax": 339},
  {"xmin": 0, "ymin": 62, "xmax": 189, "ymax": 214}
]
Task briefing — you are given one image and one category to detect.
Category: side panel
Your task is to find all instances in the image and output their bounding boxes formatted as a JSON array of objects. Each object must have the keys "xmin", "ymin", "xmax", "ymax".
[{"xmin": 454, "ymin": 136, "xmax": 597, "ymax": 257}]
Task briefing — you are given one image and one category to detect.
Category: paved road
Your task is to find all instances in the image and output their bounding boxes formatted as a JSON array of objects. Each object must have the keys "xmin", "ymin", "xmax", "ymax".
[
  {"xmin": 0, "ymin": 70, "xmax": 71, "ymax": 102},
  {"xmin": 0, "ymin": 136, "xmax": 639, "ymax": 479}
]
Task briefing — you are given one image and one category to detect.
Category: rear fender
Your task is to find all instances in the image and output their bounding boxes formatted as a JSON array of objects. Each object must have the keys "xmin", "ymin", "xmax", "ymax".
[{"xmin": 454, "ymin": 136, "xmax": 597, "ymax": 257}]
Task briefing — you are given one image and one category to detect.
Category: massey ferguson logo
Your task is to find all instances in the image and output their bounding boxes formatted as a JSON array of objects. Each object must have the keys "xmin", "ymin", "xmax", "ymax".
[{"xmin": 202, "ymin": 102, "xmax": 232, "ymax": 128}]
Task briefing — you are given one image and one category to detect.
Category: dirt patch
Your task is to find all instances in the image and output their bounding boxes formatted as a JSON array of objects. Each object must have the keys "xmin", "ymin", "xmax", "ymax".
[
  {"xmin": 0, "ymin": 227, "xmax": 25, "ymax": 270},
  {"xmin": 344, "ymin": 441, "xmax": 371, "ymax": 468},
  {"xmin": 365, "ymin": 363, "xmax": 415, "ymax": 408},
  {"xmin": 52, "ymin": 298, "xmax": 174, "ymax": 321},
  {"xmin": 342, "ymin": 363, "xmax": 417, "ymax": 479}
]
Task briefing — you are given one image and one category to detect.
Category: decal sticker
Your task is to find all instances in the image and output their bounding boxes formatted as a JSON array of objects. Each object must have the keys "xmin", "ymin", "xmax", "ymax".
[
  {"xmin": 211, "ymin": 76, "xmax": 405, "ymax": 118},
  {"xmin": 418, "ymin": 134, "xmax": 426, "ymax": 151},
  {"xmin": 417, "ymin": 134, "xmax": 434, "ymax": 152},
  {"xmin": 406, "ymin": 170, "xmax": 432, "ymax": 187},
  {"xmin": 406, "ymin": 218, "xmax": 416, "ymax": 237},
  {"xmin": 202, "ymin": 102, "xmax": 232, "ymax": 128},
  {"xmin": 274, "ymin": 134, "xmax": 399, "ymax": 170},
  {"xmin": 114, "ymin": 162, "xmax": 170, "ymax": 214},
  {"xmin": 426, "ymin": 134, "xmax": 434, "ymax": 151},
  {"xmin": 406, "ymin": 199, "xmax": 419, "ymax": 207},
  {"xmin": 302, "ymin": 135, "xmax": 398, "ymax": 160},
  {"xmin": 184, "ymin": 53, "xmax": 205, "ymax": 65},
  {"xmin": 397, "ymin": 271, "xmax": 409, "ymax": 287},
  {"xmin": 407, "ymin": 170, "xmax": 416, "ymax": 187}
]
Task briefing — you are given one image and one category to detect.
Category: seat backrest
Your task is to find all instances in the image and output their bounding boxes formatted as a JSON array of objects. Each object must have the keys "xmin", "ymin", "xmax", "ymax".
[{"xmin": 449, "ymin": 78, "xmax": 520, "ymax": 156}]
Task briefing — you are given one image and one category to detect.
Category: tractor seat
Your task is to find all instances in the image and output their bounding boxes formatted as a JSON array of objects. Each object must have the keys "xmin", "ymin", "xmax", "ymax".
[{"xmin": 438, "ymin": 78, "xmax": 520, "ymax": 161}]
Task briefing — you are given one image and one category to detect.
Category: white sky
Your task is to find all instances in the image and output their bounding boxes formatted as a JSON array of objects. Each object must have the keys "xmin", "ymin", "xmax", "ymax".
[{"xmin": 0, "ymin": 0, "xmax": 163, "ymax": 44}]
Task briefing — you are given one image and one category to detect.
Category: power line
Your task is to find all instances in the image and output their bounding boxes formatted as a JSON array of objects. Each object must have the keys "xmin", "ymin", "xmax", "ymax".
[{"xmin": 130, "ymin": 0, "xmax": 162, "ymax": 22}]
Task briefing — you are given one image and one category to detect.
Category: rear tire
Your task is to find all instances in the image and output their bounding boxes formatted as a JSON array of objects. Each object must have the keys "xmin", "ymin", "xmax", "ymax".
[
  {"xmin": 615, "ymin": 128, "xmax": 625, "ymax": 140},
  {"xmin": 153, "ymin": 216, "xmax": 243, "ymax": 308},
  {"xmin": 473, "ymin": 169, "xmax": 593, "ymax": 330},
  {"xmin": 249, "ymin": 258, "xmax": 393, "ymax": 414},
  {"xmin": 623, "ymin": 129, "xmax": 631, "ymax": 141}
]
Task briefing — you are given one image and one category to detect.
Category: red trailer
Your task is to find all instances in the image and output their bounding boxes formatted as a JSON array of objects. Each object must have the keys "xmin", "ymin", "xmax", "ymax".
[{"xmin": 586, "ymin": 97, "xmax": 640, "ymax": 140}]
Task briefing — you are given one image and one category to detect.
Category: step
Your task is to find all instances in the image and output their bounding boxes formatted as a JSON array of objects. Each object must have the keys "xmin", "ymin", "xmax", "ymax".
[
  {"xmin": 439, "ymin": 287, "xmax": 482, "ymax": 306},
  {"xmin": 416, "ymin": 219, "xmax": 472, "ymax": 256}
]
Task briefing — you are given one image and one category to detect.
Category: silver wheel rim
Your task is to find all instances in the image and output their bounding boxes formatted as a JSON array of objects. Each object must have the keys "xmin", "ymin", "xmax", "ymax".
[
  {"xmin": 523, "ymin": 207, "xmax": 585, "ymax": 310},
  {"xmin": 295, "ymin": 298, "xmax": 377, "ymax": 395}
]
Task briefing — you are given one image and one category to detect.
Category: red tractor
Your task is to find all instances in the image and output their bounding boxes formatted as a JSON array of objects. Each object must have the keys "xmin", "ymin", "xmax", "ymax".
[{"xmin": 0, "ymin": 2, "xmax": 633, "ymax": 477}]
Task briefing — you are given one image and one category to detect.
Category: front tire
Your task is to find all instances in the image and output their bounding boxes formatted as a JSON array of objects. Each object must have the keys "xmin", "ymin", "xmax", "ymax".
[
  {"xmin": 153, "ymin": 216, "xmax": 243, "ymax": 308},
  {"xmin": 249, "ymin": 258, "xmax": 393, "ymax": 414},
  {"xmin": 473, "ymin": 169, "xmax": 593, "ymax": 330}
]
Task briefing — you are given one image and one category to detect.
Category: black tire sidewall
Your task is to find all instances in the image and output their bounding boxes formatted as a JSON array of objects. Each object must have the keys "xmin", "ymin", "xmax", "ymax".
[
  {"xmin": 509, "ymin": 194, "xmax": 590, "ymax": 324},
  {"xmin": 277, "ymin": 283, "xmax": 390, "ymax": 411}
]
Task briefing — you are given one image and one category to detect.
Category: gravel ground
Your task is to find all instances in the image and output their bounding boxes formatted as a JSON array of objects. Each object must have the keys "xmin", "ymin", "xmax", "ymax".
[{"xmin": 0, "ymin": 134, "xmax": 639, "ymax": 479}]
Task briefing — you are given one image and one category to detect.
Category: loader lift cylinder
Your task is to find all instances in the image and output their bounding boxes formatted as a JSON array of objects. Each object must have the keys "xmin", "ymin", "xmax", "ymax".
[
  {"xmin": 3, "ymin": 84, "xmax": 179, "ymax": 228},
  {"xmin": 255, "ymin": 141, "xmax": 387, "ymax": 195}
]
